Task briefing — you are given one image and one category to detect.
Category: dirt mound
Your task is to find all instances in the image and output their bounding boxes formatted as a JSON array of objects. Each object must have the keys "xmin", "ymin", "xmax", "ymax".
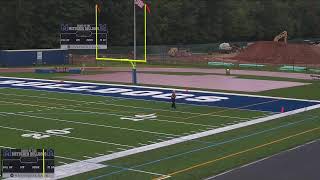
[{"xmin": 233, "ymin": 41, "xmax": 320, "ymax": 64}]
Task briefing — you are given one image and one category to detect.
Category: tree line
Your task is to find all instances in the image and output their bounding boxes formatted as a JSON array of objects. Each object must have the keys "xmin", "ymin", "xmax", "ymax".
[{"xmin": 0, "ymin": 0, "xmax": 319, "ymax": 49}]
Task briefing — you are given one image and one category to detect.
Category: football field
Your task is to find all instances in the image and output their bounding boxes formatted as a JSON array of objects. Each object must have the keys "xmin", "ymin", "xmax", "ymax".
[{"xmin": 0, "ymin": 77, "xmax": 320, "ymax": 180}]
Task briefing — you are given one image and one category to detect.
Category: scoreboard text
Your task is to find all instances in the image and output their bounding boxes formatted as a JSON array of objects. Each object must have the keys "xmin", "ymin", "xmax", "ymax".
[
  {"xmin": 1, "ymin": 149, "xmax": 54, "ymax": 178},
  {"xmin": 60, "ymin": 24, "xmax": 107, "ymax": 49}
]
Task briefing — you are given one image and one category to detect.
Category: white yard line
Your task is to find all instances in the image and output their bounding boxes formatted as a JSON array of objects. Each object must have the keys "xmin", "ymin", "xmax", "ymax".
[
  {"xmin": 10, "ymin": 112, "xmax": 239, "ymax": 129},
  {"xmin": 0, "ymin": 91, "xmax": 263, "ymax": 119},
  {"xmin": 0, "ymin": 145, "xmax": 13, "ymax": 148},
  {"xmin": 151, "ymin": 119, "xmax": 218, "ymax": 128},
  {"xmin": 0, "ymin": 98, "xmax": 234, "ymax": 129},
  {"xmin": 1, "ymin": 109, "xmax": 178, "ymax": 137},
  {"xmin": 56, "ymin": 155, "xmax": 81, "ymax": 162},
  {"xmin": 95, "ymin": 153, "xmax": 105, "ymax": 156},
  {"xmin": 55, "ymin": 155, "xmax": 168, "ymax": 178},
  {"xmin": 187, "ymin": 99, "xmax": 280, "ymax": 120},
  {"xmin": 0, "ymin": 95, "xmax": 251, "ymax": 130},
  {"xmin": 0, "ymin": 98, "xmax": 127, "ymax": 118},
  {"xmin": 50, "ymin": 104, "xmax": 320, "ymax": 179},
  {"xmin": 139, "ymin": 143, "xmax": 148, "ymax": 146},
  {"xmin": 0, "ymin": 124, "xmax": 134, "ymax": 148},
  {"xmin": 83, "ymin": 156, "xmax": 93, "ymax": 159},
  {"xmin": 58, "ymin": 161, "xmax": 69, "ymax": 165},
  {"xmin": 0, "ymin": 86, "xmax": 274, "ymax": 115},
  {"xmin": 117, "ymin": 147, "xmax": 128, "ymax": 151},
  {"xmin": 121, "ymin": 168, "xmax": 170, "ymax": 177}
]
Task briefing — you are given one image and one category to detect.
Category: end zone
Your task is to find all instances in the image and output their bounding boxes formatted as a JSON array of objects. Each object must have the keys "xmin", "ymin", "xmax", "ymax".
[{"xmin": 0, "ymin": 76, "xmax": 318, "ymax": 113}]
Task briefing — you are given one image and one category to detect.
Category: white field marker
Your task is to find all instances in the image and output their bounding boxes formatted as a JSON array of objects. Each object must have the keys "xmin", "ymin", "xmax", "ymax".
[
  {"xmin": 83, "ymin": 156, "xmax": 93, "ymax": 159},
  {"xmin": 58, "ymin": 161, "xmax": 68, "ymax": 165},
  {"xmin": 95, "ymin": 153, "xmax": 105, "ymax": 156}
]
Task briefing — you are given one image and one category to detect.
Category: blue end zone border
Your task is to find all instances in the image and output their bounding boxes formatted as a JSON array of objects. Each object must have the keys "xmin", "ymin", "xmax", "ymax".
[{"xmin": 0, "ymin": 76, "xmax": 319, "ymax": 113}]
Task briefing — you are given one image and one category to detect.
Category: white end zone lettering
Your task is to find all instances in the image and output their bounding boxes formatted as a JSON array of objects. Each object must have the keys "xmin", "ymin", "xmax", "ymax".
[
  {"xmin": 91, "ymin": 88, "xmax": 133, "ymax": 94},
  {"xmin": 0, "ymin": 80, "xmax": 26, "ymax": 85},
  {"xmin": 186, "ymin": 96, "xmax": 229, "ymax": 102},
  {"xmin": 0, "ymin": 78, "xmax": 230, "ymax": 104},
  {"xmin": 11, "ymin": 82, "xmax": 55, "ymax": 87},
  {"xmin": 121, "ymin": 91, "xmax": 163, "ymax": 96},
  {"xmin": 0, "ymin": 80, "xmax": 71, "ymax": 89},
  {"xmin": 36, "ymin": 84, "xmax": 72, "ymax": 89},
  {"xmin": 60, "ymin": 86, "xmax": 97, "ymax": 91}
]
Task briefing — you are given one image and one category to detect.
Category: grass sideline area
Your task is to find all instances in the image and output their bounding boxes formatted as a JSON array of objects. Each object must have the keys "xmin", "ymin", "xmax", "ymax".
[{"xmin": 0, "ymin": 69, "xmax": 319, "ymax": 179}]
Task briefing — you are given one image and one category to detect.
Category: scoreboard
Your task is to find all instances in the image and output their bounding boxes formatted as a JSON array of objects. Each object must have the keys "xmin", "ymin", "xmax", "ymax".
[
  {"xmin": 60, "ymin": 24, "xmax": 107, "ymax": 49},
  {"xmin": 1, "ymin": 149, "xmax": 54, "ymax": 178}
]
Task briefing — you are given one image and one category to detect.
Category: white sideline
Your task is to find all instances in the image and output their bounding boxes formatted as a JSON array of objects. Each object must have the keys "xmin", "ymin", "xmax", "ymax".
[
  {"xmin": 0, "ymin": 92, "xmax": 252, "ymax": 120},
  {"xmin": 0, "ymin": 96, "xmax": 231, "ymax": 128},
  {"xmin": 51, "ymin": 104, "xmax": 320, "ymax": 179},
  {"xmin": 0, "ymin": 124, "xmax": 134, "ymax": 148}
]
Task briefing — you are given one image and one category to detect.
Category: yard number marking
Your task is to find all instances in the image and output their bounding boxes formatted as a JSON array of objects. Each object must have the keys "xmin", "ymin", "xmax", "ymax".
[
  {"xmin": 21, "ymin": 128, "xmax": 73, "ymax": 139},
  {"xmin": 120, "ymin": 113, "xmax": 157, "ymax": 121}
]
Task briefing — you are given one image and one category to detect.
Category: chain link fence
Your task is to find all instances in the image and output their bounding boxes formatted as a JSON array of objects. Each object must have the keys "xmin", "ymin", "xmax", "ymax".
[{"xmin": 66, "ymin": 41, "xmax": 320, "ymax": 74}]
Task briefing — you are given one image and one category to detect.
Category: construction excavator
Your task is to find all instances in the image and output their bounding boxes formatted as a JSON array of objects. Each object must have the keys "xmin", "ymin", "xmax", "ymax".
[{"xmin": 274, "ymin": 31, "xmax": 288, "ymax": 44}]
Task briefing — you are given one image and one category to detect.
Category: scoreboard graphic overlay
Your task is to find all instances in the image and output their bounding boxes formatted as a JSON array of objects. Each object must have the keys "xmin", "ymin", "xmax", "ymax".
[
  {"xmin": 60, "ymin": 24, "xmax": 107, "ymax": 49},
  {"xmin": 1, "ymin": 149, "xmax": 54, "ymax": 178}
]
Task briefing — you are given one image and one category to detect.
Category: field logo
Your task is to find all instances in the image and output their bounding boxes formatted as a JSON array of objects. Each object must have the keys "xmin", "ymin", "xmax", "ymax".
[{"xmin": 121, "ymin": 113, "xmax": 157, "ymax": 121}]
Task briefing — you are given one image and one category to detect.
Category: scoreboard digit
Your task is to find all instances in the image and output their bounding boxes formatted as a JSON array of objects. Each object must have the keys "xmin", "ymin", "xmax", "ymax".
[{"xmin": 1, "ymin": 149, "xmax": 54, "ymax": 178}]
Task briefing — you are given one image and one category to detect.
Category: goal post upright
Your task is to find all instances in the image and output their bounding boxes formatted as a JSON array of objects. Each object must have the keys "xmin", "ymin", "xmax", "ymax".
[
  {"xmin": 95, "ymin": 3, "xmax": 147, "ymax": 63},
  {"xmin": 95, "ymin": 2, "xmax": 147, "ymax": 84}
]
